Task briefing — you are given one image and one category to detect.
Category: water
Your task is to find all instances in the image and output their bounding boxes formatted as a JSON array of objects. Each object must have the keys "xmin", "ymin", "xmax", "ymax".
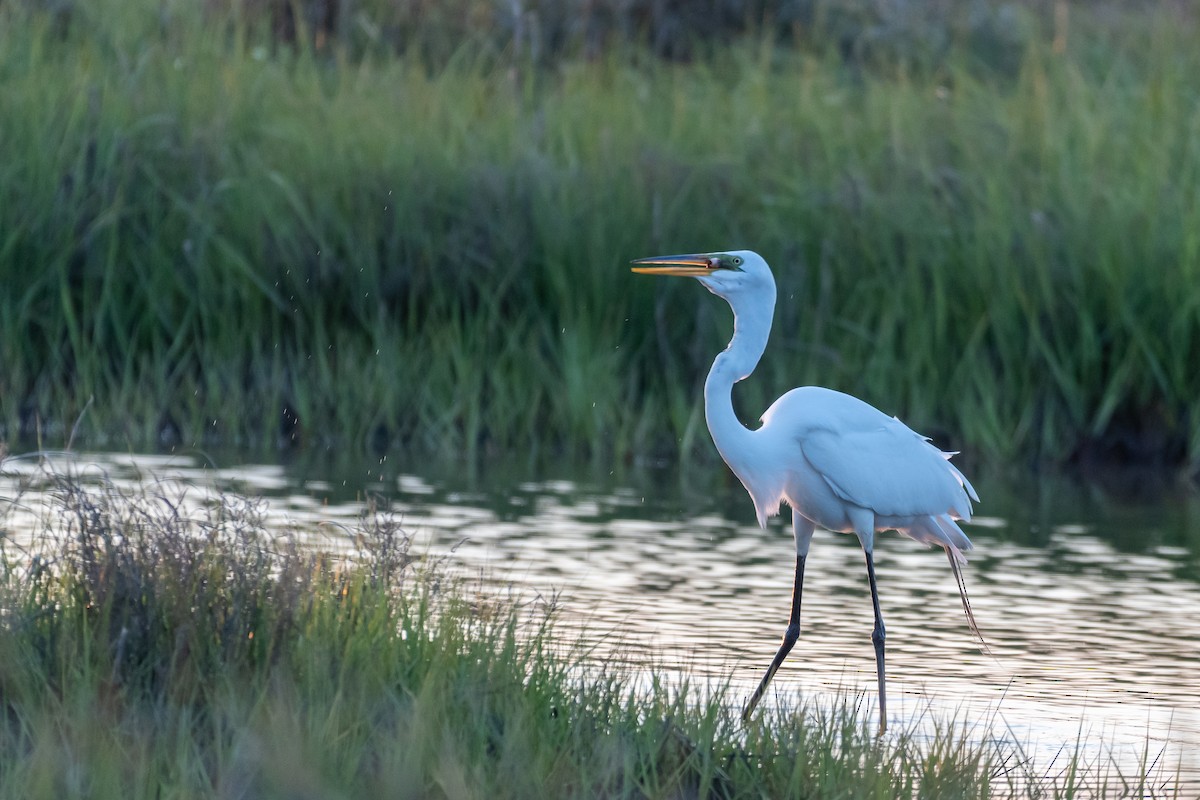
[{"xmin": 3, "ymin": 449, "xmax": 1198, "ymax": 793}]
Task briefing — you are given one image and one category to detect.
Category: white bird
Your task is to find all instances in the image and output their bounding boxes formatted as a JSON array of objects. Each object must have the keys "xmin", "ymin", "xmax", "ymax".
[{"xmin": 631, "ymin": 249, "xmax": 984, "ymax": 735}]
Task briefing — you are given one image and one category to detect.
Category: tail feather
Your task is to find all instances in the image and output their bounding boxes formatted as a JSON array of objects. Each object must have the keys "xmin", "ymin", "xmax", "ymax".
[
  {"xmin": 905, "ymin": 514, "xmax": 990, "ymax": 653},
  {"xmin": 932, "ymin": 513, "xmax": 973, "ymax": 557},
  {"xmin": 907, "ymin": 514, "xmax": 973, "ymax": 560},
  {"xmin": 946, "ymin": 545, "xmax": 990, "ymax": 654}
]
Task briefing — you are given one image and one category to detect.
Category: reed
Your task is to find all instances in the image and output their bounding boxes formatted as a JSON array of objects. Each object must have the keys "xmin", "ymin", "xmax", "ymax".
[
  {"xmin": 0, "ymin": 463, "xmax": 1181, "ymax": 797},
  {"xmin": 1, "ymin": 1, "xmax": 1198, "ymax": 467}
]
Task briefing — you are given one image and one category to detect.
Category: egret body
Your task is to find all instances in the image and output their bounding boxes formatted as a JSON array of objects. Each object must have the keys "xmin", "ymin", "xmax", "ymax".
[{"xmin": 632, "ymin": 250, "xmax": 983, "ymax": 735}]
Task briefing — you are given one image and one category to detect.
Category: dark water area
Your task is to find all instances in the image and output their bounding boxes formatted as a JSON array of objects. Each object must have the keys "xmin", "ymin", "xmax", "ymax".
[{"xmin": 3, "ymin": 447, "xmax": 1198, "ymax": 792}]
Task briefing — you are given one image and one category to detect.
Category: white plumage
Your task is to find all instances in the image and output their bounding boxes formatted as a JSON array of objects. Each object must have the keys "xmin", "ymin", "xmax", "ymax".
[{"xmin": 632, "ymin": 249, "xmax": 985, "ymax": 735}]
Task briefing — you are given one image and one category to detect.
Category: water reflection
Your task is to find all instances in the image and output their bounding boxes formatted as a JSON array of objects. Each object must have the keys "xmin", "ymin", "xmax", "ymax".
[{"xmin": 2, "ymin": 449, "xmax": 1197, "ymax": 791}]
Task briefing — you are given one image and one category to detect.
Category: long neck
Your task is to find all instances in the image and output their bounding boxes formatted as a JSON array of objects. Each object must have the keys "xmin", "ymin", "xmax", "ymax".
[{"xmin": 703, "ymin": 290, "xmax": 774, "ymax": 470}]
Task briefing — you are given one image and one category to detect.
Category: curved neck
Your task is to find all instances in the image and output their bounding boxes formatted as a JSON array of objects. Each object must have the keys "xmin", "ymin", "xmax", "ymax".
[{"xmin": 703, "ymin": 291, "xmax": 774, "ymax": 468}]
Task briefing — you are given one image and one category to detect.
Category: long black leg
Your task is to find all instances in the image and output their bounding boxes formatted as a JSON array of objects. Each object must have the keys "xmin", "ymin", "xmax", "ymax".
[
  {"xmin": 864, "ymin": 550, "xmax": 887, "ymax": 735},
  {"xmin": 742, "ymin": 553, "xmax": 805, "ymax": 721}
]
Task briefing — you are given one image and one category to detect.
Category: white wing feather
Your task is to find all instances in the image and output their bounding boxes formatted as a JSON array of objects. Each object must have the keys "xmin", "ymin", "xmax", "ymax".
[
  {"xmin": 800, "ymin": 422, "xmax": 977, "ymax": 521},
  {"xmin": 761, "ymin": 387, "xmax": 977, "ymax": 524}
]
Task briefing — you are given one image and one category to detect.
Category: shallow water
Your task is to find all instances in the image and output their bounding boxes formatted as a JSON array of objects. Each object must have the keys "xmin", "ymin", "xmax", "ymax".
[{"xmin": 2, "ymin": 449, "xmax": 1198, "ymax": 793}]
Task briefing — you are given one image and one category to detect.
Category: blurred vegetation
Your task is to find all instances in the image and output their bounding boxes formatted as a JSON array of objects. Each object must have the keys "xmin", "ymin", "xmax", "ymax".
[
  {"xmin": 0, "ymin": 0, "xmax": 1198, "ymax": 469},
  {"xmin": 12, "ymin": 0, "xmax": 1038, "ymax": 67},
  {"xmin": 0, "ymin": 462, "xmax": 1177, "ymax": 797}
]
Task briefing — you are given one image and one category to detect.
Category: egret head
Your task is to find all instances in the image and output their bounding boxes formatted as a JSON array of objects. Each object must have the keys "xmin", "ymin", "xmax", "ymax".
[{"xmin": 631, "ymin": 249, "xmax": 775, "ymax": 306}]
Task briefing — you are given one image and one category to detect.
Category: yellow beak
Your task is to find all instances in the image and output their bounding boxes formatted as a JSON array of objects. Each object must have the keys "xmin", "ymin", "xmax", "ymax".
[{"xmin": 630, "ymin": 254, "xmax": 715, "ymax": 276}]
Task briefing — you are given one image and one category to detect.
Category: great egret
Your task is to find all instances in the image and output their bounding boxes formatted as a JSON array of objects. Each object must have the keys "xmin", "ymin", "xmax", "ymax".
[{"xmin": 631, "ymin": 250, "xmax": 983, "ymax": 735}]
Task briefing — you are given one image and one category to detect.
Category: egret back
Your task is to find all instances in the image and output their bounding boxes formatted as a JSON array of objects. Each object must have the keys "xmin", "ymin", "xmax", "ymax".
[{"xmin": 760, "ymin": 386, "xmax": 978, "ymax": 538}]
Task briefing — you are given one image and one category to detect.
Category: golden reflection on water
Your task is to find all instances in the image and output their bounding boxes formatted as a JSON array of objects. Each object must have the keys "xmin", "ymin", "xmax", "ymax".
[{"xmin": 2, "ymin": 450, "xmax": 1198, "ymax": 791}]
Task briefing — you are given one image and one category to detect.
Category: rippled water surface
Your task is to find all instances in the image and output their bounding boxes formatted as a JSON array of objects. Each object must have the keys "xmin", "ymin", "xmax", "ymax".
[{"xmin": 3, "ymin": 449, "xmax": 1198, "ymax": 793}]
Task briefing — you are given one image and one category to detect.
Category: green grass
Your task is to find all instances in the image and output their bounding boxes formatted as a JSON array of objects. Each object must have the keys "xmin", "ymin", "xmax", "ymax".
[
  {"xmin": 1, "ymin": 1, "xmax": 1199, "ymax": 467},
  {"xmin": 0, "ymin": 461, "xmax": 1182, "ymax": 798}
]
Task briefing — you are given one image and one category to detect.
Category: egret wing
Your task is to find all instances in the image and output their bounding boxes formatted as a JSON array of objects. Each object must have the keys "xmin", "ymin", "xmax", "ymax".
[{"xmin": 799, "ymin": 421, "xmax": 976, "ymax": 520}]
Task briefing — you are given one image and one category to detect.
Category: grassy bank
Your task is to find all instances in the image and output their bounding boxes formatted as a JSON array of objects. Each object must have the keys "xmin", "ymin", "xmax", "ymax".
[
  {"xmin": 1, "ymin": 2, "xmax": 1199, "ymax": 467},
  {"xmin": 0, "ymin": 463, "xmax": 1179, "ymax": 798}
]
